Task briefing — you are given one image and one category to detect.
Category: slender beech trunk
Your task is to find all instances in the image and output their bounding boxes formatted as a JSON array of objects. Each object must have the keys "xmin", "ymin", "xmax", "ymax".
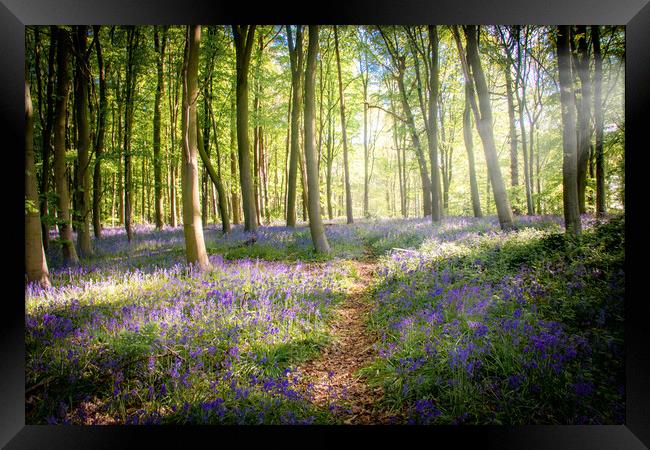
[
  {"xmin": 592, "ymin": 26, "xmax": 606, "ymax": 216},
  {"xmin": 333, "ymin": 26, "xmax": 354, "ymax": 224},
  {"xmin": 124, "ymin": 26, "xmax": 138, "ymax": 242},
  {"xmin": 93, "ymin": 26, "xmax": 107, "ymax": 239},
  {"xmin": 504, "ymin": 59, "xmax": 519, "ymax": 189},
  {"xmin": 232, "ymin": 25, "xmax": 257, "ymax": 232},
  {"xmin": 153, "ymin": 26, "xmax": 167, "ymax": 229},
  {"xmin": 53, "ymin": 28, "xmax": 79, "ymax": 265},
  {"xmin": 455, "ymin": 25, "xmax": 514, "ymax": 229},
  {"xmin": 199, "ymin": 109, "xmax": 231, "ymax": 233},
  {"xmin": 427, "ymin": 25, "xmax": 442, "ymax": 223},
  {"xmin": 40, "ymin": 27, "xmax": 57, "ymax": 250},
  {"xmin": 286, "ymin": 25, "xmax": 303, "ymax": 227},
  {"xmin": 575, "ymin": 25, "xmax": 592, "ymax": 214},
  {"xmin": 73, "ymin": 26, "xmax": 93, "ymax": 256},
  {"xmin": 463, "ymin": 81, "xmax": 483, "ymax": 217},
  {"xmin": 556, "ymin": 25, "xmax": 582, "ymax": 236},
  {"xmin": 304, "ymin": 26, "xmax": 330, "ymax": 253},
  {"xmin": 229, "ymin": 91, "xmax": 241, "ymax": 224},
  {"xmin": 181, "ymin": 25, "xmax": 210, "ymax": 270},
  {"xmin": 25, "ymin": 65, "xmax": 51, "ymax": 288}
]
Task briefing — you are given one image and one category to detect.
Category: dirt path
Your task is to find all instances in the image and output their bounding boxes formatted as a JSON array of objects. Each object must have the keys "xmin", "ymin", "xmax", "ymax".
[{"xmin": 292, "ymin": 259, "xmax": 399, "ymax": 424}]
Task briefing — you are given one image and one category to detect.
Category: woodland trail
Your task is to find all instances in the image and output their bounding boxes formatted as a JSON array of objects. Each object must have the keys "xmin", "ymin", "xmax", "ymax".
[{"xmin": 292, "ymin": 258, "xmax": 402, "ymax": 424}]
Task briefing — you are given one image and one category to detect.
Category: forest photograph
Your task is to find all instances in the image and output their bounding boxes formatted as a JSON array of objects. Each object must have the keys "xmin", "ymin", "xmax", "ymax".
[{"xmin": 24, "ymin": 24, "xmax": 625, "ymax": 425}]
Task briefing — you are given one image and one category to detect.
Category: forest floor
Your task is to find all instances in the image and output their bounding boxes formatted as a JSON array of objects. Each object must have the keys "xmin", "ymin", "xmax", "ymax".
[
  {"xmin": 25, "ymin": 215, "xmax": 625, "ymax": 425},
  {"xmin": 291, "ymin": 258, "xmax": 402, "ymax": 424}
]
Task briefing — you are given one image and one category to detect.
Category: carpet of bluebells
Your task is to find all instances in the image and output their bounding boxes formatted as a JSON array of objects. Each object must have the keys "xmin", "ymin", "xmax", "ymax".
[
  {"xmin": 361, "ymin": 215, "xmax": 625, "ymax": 425},
  {"xmin": 26, "ymin": 214, "xmax": 624, "ymax": 425}
]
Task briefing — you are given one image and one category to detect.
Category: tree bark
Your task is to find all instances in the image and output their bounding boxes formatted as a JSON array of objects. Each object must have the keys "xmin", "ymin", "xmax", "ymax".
[
  {"xmin": 153, "ymin": 26, "xmax": 167, "ymax": 229},
  {"xmin": 574, "ymin": 25, "xmax": 593, "ymax": 214},
  {"xmin": 39, "ymin": 27, "xmax": 57, "ymax": 251},
  {"xmin": 92, "ymin": 26, "xmax": 107, "ymax": 239},
  {"xmin": 304, "ymin": 26, "xmax": 331, "ymax": 253},
  {"xmin": 427, "ymin": 26, "xmax": 442, "ymax": 223},
  {"xmin": 232, "ymin": 25, "xmax": 258, "ymax": 232},
  {"xmin": 456, "ymin": 25, "xmax": 514, "ymax": 230},
  {"xmin": 124, "ymin": 26, "xmax": 139, "ymax": 242},
  {"xmin": 556, "ymin": 25, "xmax": 582, "ymax": 236},
  {"xmin": 286, "ymin": 25, "xmax": 303, "ymax": 227},
  {"xmin": 592, "ymin": 26, "xmax": 606, "ymax": 216},
  {"xmin": 229, "ymin": 90, "xmax": 241, "ymax": 225},
  {"xmin": 52, "ymin": 28, "xmax": 79, "ymax": 265},
  {"xmin": 73, "ymin": 26, "xmax": 93, "ymax": 257},
  {"xmin": 463, "ymin": 81, "xmax": 483, "ymax": 218},
  {"xmin": 181, "ymin": 25, "xmax": 210, "ymax": 270},
  {"xmin": 25, "ymin": 64, "xmax": 51, "ymax": 288}
]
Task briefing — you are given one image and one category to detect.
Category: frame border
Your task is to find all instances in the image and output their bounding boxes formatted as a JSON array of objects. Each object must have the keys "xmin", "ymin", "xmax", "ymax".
[{"xmin": 3, "ymin": 0, "xmax": 648, "ymax": 447}]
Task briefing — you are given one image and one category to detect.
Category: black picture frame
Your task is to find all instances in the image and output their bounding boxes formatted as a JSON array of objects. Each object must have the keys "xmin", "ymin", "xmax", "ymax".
[{"xmin": 3, "ymin": 0, "xmax": 649, "ymax": 447}]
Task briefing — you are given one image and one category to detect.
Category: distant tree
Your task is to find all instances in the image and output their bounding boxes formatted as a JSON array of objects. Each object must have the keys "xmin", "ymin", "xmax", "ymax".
[
  {"xmin": 333, "ymin": 25, "xmax": 354, "ymax": 224},
  {"xmin": 25, "ymin": 64, "xmax": 51, "ymax": 288},
  {"xmin": 463, "ymin": 81, "xmax": 483, "ymax": 218},
  {"xmin": 180, "ymin": 25, "xmax": 210, "ymax": 270},
  {"xmin": 304, "ymin": 26, "xmax": 331, "ymax": 253},
  {"xmin": 556, "ymin": 25, "xmax": 582, "ymax": 236}
]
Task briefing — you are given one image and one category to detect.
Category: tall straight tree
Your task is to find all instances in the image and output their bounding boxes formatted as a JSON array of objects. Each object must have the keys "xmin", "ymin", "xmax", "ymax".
[
  {"xmin": 592, "ymin": 25, "xmax": 606, "ymax": 216},
  {"xmin": 153, "ymin": 26, "xmax": 167, "ymax": 229},
  {"xmin": 39, "ymin": 27, "xmax": 57, "ymax": 250},
  {"xmin": 180, "ymin": 25, "xmax": 210, "ymax": 270},
  {"xmin": 463, "ymin": 81, "xmax": 483, "ymax": 217},
  {"xmin": 229, "ymin": 88, "xmax": 241, "ymax": 225},
  {"xmin": 92, "ymin": 26, "xmax": 107, "ymax": 239},
  {"xmin": 556, "ymin": 25, "xmax": 582, "ymax": 236},
  {"xmin": 454, "ymin": 25, "xmax": 514, "ymax": 230},
  {"xmin": 73, "ymin": 25, "xmax": 93, "ymax": 256},
  {"xmin": 52, "ymin": 27, "xmax": 79, "ymax": 265},
  {"xmin": 25, "ymin": 65, "xmax": 51, "ymax": 288},
  {"xmin": 427, "ymin": 25, "xmax": 442, "ymax": 223},
  {"xmin": 232, "ymin": 25, "xmax": 257, "ymax": 232},
  {"xmin": 304, "ymin": 25, "xmax": 331, "ymax": 253},
  {"xmin": 574, "ymin": 25, "xmax": 593, "ymax": 214},
  {"xmin": 123, "ymin": 26, "xmax": 140, "ymax": 242},
  {"xmin": 285, "ymin": 25, "xmax": 303, "ymax": 227},
  {"xmin": 333, "ymin": 25, "xmax": 354, "ymax": 224}
]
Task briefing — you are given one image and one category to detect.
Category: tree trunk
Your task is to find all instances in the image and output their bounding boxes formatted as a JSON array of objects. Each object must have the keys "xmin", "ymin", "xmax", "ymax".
[
  {"xmin": 463, "ymin": 81, "xmax": 483, "ymax": 218},
  {"xmin": 39, "ymin": 27, "xmax": 57, "ymax": 251},
  {"xmin": 286, "ymin": 25, "xmax": 303, "ymax": 227},
  {"xmin": 52, "ymin": 28, "xmax": 79, "ymax": 265},
  {"xmin": 556, "ymin": 26, "xmax": 582, "ymax": 236},
  {"xmin": 153, "ymin": 26, "xmax": 167, "ymax": 230},
  {"xmin": 198, "ymin": 109, "xmax": 231, "ymax": 233},
  {"xmin": 93, "ymin": 26, "xmax": 107, "ymax": 239},
  {"xmin": 333, "ymin": 26, "xmax": 354, "ymax": 224},
  {"xmin": 592, "ymin": 26, "xmax": 606, "ymax": 216},
  {"xmin": 25, "ymin": 65, "xmax": 51, "ymax": 288},
  {"xmin": 229, "ymin": 90, "xmax": 241, "ymax": 225},
  {"xmin": 304, "ymin": 26, "xmax": 330, "ymax": 253},
  {"xmin": 427, "ymin": 25, "xmax": 442, "ymax": 223},
  {"xmin": 457, "ymin": 25, "xmax": 514, "ymax": 230},
  {"xmin": 574, "ymin": 25, "xmax": 592, "ymax": 214},
  {"xmin": 181, "ymin": 25, "xmax": 210, "ymax": 270},
  {"xmin": 232, "ymin": 25, "xmax": 258, "ymax": 232},
  {"xmin": 73, "ymin": 26, "xmax": 93, "ymax": 257},
  {"xmin": 505, "ymin": 59, "xmax": 519, "ymax": 190},
  {"xmin": 124, "ymin": 26, "xmax": 139, "ymax": 242}
]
